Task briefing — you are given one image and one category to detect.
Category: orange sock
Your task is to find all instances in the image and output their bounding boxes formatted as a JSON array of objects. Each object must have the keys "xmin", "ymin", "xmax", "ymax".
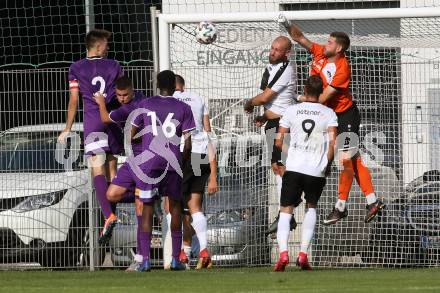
[
  {"xmin": 353, "ymin": 156, "xmax": 375, "ymax": 196},
  {"xmin": 338, "ymin": 159, "xmax": 354, "ymax": 200}
]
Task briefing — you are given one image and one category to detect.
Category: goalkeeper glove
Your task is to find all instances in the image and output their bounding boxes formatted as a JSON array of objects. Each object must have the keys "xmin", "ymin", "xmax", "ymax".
[{"xmin": 277, "ymin": 14, "xmax": 291, "ymax": 31}]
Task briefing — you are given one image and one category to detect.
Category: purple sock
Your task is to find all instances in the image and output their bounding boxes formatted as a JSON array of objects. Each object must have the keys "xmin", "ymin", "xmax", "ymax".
[
  {"xmin": 109, "ymin": 182, "xmax": 117, "ymax": 214},
  {"xmin": 93, "ymin": 175, "xmax": 112, "ymax": 218},
  {"xmin": 171, "ymin": 230, "xmax": 182, "ymax": 259},
  {"xmin": 136, "ymin": 216, "xmax": 142, "ymax": 254},
  {"xmin": 139, "ymin": 231, "xmax": 151, "ymax": 261}
]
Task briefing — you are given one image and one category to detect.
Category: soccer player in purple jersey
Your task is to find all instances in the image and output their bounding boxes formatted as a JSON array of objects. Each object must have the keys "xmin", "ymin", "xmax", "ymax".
[
  {"xmin": 130, "ymin": 70, "xmax": 196, "ymax": 271},
  {"xmin": 94, "ymin": 76, "xmax": 159, "ymax": 271},
  {"xmin": 58, "ymin": 29, "xmax": 123, "ymax": 245}
]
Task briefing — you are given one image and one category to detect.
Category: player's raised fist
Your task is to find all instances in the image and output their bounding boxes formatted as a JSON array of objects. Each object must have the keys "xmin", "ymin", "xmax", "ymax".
[
  {"xmin": 254, "ymin": 115, "xmax": 267, "ymax": 127},
  {"xmin": 243, "ymin": 99, "xmax": 254, "ymax": 113},
  {"xmin": 93, "ymin": 92, "xmax": 106, "ymax": 105},
  {"xmin": 277, "ymin": 14, "xmax": 291, "ymax": 30}
]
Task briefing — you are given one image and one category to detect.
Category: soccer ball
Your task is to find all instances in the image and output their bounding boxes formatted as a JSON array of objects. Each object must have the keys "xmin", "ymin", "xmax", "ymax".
[{"xmin": 196, "ymin": 21, "xmax": 217, "ymax": 45}]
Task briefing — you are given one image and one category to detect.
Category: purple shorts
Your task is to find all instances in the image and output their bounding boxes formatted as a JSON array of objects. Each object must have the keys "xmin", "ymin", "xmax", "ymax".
[
  {"xmin": 136, "ymin": 169, "xmax": 182, "ymax": 204},
  {"xmin": 84, "ymin": 119, "xmax": 123, "ymax": 157},
  {"xmin": 112, "ymin": 162, "xmax": 136, "ymax": 191}
]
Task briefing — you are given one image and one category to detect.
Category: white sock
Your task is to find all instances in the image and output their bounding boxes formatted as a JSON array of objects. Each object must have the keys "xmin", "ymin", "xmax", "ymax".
[
  {"xmin": 366, "ymin": 193, "xmax": 377, "ymax": 205},
  {"xmin": 134, "ymin": 254, "xmax": 143, "ymax": 263},
  {"xmin": 300, "ymin": 208, "xmax": 317, "ymax": 254},
  {"xmin": 276, "ymin": 212, "xmax": 291, "ymax": 253},
  {"xmin": 276, "ymin": 175, "xmax": 283, "ymax": 208},
  {"xmin": 183, "ymin": 245, "xmax": 191, "ymax": 256},
  {"xmin": 166, "ymin": 213, "xmax": 171, "ymax": 227},
  {"xmin": 191, "ymin": 212, "xmax": 208, "ymax": 251},
  {"xmin": 335, "ymin": 199, "xmax": 346, "ymax": 212}
]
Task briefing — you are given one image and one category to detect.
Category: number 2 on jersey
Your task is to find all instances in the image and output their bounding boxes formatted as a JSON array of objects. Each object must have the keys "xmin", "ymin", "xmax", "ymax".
[
  {"xmin": 147, "ymin": 112, "xmax": 176, "ymax": 138},
  {"xmin": 92, "ymin": 76, "xmax": 106, "ymax": 97}
]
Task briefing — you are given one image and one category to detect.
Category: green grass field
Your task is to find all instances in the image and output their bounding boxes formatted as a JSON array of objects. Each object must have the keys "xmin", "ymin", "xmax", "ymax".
[{"xmin": 1, "ymin": 268, "xmax": 439, "ymax": 293}]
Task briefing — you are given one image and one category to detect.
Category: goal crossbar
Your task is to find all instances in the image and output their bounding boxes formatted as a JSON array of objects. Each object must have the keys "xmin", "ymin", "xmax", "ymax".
[{"xmin": 157, "ymin": 7, "xmax": 440, "ymax": 70}]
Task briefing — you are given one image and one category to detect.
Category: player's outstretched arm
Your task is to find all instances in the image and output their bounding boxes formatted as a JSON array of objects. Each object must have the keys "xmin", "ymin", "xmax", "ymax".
[
  {"xmin": 93, "ymin": 93, "xmax": 112, "ymax": 124},
  {"xmin": 319, "ymin": 86, "xmax": 338, "ymax": 104},
  {"xmin": 59, "ymin": 89, "xmax": 79, "ymax": 143},
  {"xmin": 279, "ymin": 15, "xmax": 313, "ymax": 51},
  {"xmin": 244, "ymin": 88, "xmax": 278, "ymax": 113}
]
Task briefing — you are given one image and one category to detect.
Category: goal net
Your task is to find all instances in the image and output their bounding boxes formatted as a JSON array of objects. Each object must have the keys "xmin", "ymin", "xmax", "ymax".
[{"xmin": 162, "ymin": 8, "xmax": 440, "ymax": 267}]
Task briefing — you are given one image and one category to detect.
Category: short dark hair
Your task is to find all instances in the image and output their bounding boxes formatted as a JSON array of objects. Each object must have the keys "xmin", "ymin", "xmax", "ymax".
[
  {"xmin": 115, "ymin": 76, "xmax": 133, "ymax": 90},
  {"xmin": 85, "ymin": 29, "xmax": 111, "ymax": 50},
  {"xmin": 330, "ymin": 31, "xmax": 350, "ymax": 52},
  {"xmin": 157, "ymin": 70, "xmax": 176, "ymax": 91},
  {"xmin": 175, "ymin": 74, "xmax": 185, "ymax": 86},
  {"xmin": 305, "ymin": 75, "xmax": 323, "ymax": 98}
]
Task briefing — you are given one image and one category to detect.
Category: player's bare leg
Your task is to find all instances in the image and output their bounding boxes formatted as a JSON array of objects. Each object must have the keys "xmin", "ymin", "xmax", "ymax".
[
  {"xmin": 267, "ymin": 164, "xmax": 297, "ymax": 237},
  {"xmin": 105, "ymin": 153, "xmax": 118, "ymax": 181},
  {"xmin": 187, "ymin": 193, "xmax": 212, "ymax": 269},
  {"xmin": 88, "ymin": 154, "xmax": 118, "ymax": 245}
]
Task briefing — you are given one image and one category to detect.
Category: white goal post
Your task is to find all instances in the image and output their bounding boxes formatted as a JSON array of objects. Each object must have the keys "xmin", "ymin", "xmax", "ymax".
[{"xmin": 157, "ymin": 7, "xmax": 440, "ymax": 268}]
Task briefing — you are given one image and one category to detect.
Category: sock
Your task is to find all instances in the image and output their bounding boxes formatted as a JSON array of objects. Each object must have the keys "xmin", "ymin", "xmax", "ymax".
[
  {"xmin": 353, "ymin": 156, "xmax": 375, "ymax": 196},
  {"xmin": 108, "ymin": 181, "xmax": 117, "ymax": 214},
  {"xmin": 139, "ymin": 231, "xmax": 151, "ymax": 261},
  {"xmin": 300, "ymin": 208, "xmax": 317, "ymax": 254},
  {"xmin": 93, "ymin": 175, "xmax": 112, "ymax": 218},
  {"xmin": 191, "ymin": 212, "xmax": 208, "ymax": 252},
  {"xmin": 338, "ymin": 159, "xmax": 354, "ymax": 201},
  {"xmin": 276, "ymin": 175, "xmax": 283, "ymax": 208},
  {"xmin": 335, "ymin": 199, "xmax": 346, "ymax": 212},
  {"xmin": 276, "ymin": 212, "xmax": 291, "ymax": 253},
  {"xmin": 136, "ymin": 216, "xmax": 142, "ymax": 254},
  {"xmin": 171, "ymin": 230, "xmax": 183, "ymax": 259},
  {"xmin": 111, "ymin": 203, "xmax": 117, "ymax": 214},
  {"xmin": 133, "ymin": 254, "xmax": 143, "ymax": 263},
  {"xmin": 183, "ymin": 245, "xmax": 191, "ymax": 257},
  {"xmin": 166, "ymin": 213, "xmax": 172, "ymax": 228},
  {"xmin": 366, "ymin": 193, "xmax": 377, "ymax": 205}
]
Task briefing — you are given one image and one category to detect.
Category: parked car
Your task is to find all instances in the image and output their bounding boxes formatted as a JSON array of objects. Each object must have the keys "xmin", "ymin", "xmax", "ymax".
[
  {"xmin": 205, "ymin": 185, "xmax": 270, "ymax": 266},
  {"xmin": 0, "ymin": 124, "xmax": 103, "ymax": 268},
  {"xmin": 312, "ymin": 162, "xmax": 401, "ymax": 267},
  {"xmin": 110, "ymin": 133, "xmax": 271, "ymax": 267},
  {"xmin": 368, "ymin": 170, "xmax": 440, "ymax": 267}
]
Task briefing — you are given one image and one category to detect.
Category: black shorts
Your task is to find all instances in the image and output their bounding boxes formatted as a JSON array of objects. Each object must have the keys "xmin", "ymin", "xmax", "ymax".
[
  {"xmin": 265, "ymin": 118, "xmax": 283, "ymax": 166},
  {"xmin": 280, "ymin": 171, "xmax": 326, "ymax": 207},
  {"xmin": 182, "ymin": 153, "xmax": 211, "ymax": 214},
  {"xmin": 336, "ymin": 103, "xmax": 361, "ymax": 151}
]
